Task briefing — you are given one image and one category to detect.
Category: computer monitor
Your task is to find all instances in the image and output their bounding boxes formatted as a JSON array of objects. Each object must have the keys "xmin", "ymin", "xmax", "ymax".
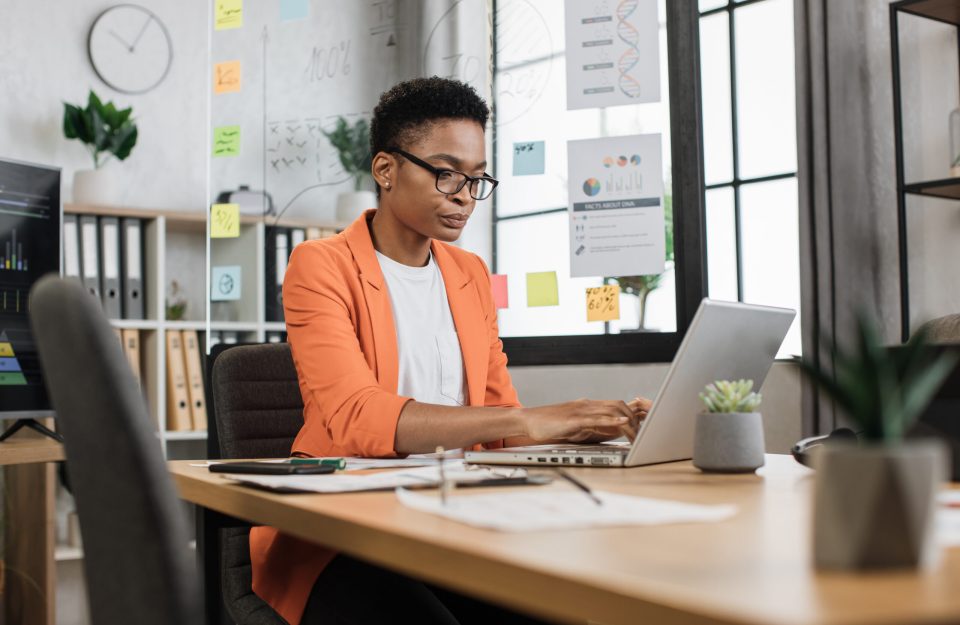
[{"xmin": 0, "ymin": 158, "xmax": 61, "ymax": 441}]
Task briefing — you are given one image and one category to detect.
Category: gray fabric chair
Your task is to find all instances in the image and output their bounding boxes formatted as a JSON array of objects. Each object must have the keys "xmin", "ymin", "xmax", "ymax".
[
  {"xmin": 917, "ymin": 314, "xmax": 960, "ymax": 344},
  {"xmin": 29, "ymin": 275, "xmax": 201, "ymax": 625},
  {"xmin": 211, "ymin": 343, "xmax": 305, "ymax": 625}
]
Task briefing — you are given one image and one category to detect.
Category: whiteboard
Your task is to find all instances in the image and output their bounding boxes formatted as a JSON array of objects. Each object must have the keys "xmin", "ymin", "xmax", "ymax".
[{"xmin": 210, "ymin": 0, "xmax": 490, "ymax": 222}]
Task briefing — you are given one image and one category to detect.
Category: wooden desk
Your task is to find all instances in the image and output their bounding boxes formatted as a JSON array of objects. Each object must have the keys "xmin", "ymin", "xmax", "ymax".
[
  {"xmin": 170, "ymin": 455, "xmax": 960, "ymax": 625},
  {"xmin": 0, "ymin": 430, "xmax": 64, "ymax": 625}
]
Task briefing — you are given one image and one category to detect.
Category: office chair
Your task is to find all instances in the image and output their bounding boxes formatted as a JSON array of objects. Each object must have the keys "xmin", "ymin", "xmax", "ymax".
[
  {"xmin": 29, "ymin": 275, "xmax": 202, "ymax": 625},
  {"xmin": 210, "ymin": 342, "xmax": 305, "ymax": 625}
]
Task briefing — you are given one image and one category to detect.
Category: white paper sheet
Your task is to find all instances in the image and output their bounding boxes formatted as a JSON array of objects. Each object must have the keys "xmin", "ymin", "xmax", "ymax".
[
  {"xmin": 396, "ymin": 488, "xmax": 736, "ymax": 532},
  {"xmin": 221, "ymin": 462, "xmax": 523, "ymax": 493},
  {"xmin": 567, "ymin": 134, "xmax": 665, "ymax": 278},
  {"xmin": 564, "ymin": 0, "xmax": 660, "ymax": 110}
]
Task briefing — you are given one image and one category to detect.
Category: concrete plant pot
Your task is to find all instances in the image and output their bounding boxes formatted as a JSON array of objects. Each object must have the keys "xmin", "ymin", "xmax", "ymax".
[
  {"xmin": 693, "ymin": 412, "xmax": 765, "ymax": 473},
  {"xmin": 73, "ymin": 168, "xmax": 118, "ymax": 205},
  {"xmin": 812, "ymin": 439, "xmax": 948, "ymax": 570}
]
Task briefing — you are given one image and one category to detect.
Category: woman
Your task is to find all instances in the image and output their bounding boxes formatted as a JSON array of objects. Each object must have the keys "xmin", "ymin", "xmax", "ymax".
[{"xmin": 251, "ymin": 77, "xmax": 650, "ymax": 625}]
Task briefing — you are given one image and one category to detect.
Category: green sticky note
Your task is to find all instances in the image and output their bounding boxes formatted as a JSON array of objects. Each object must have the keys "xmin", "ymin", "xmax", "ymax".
[
  {"xmin": 526, "ymin": 271, "xmax": 559, "ymax": 307},
  {"xmin": 213, "ymin": 125, "xmax": 241, "ymax": 157},
  {"xmin": 211, "ymin": 203, "xmax": 240, "ymax": 238}
]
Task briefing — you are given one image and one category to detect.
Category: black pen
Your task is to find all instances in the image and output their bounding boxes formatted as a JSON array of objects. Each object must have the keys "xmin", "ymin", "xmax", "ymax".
[{"xmin": 556, "ymin": 468, "xmax": 602, "ymax": 506}]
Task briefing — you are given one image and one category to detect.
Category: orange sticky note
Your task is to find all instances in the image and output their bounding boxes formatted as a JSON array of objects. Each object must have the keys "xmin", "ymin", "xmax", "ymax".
[
  {"xmin": 214, "ymin": 60, "xmax": 241, "ymax": 94},
  {"xmin": 491, "ymin": 274, "xmax": 508, "ymax": 309},
  {"xmin": 586, "ymin": 284, "xmax": 620, "ymax": 322},
  {"xmin": 526, "ymin": 271, "xmax": 558, "ymax": 307}
]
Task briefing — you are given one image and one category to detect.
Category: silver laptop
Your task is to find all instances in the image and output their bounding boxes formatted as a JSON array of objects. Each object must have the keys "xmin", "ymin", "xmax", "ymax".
[{"xmin": 464, "ymin": 299, "xmax": 795, "ymax": 468}]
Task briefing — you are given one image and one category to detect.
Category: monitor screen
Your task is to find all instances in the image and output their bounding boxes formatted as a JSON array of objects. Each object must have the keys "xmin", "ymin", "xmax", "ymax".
[{"xmin": 0, "ymin": 158, "xmax": 61, "ymax": 414}]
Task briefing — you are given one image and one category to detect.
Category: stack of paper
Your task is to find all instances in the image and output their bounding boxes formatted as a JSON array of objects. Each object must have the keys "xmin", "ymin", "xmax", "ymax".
[
  {"xmin": 396, "ymin": 489, "xmax": 737, "ymax": 532},
  {"xmin": 222, "ymin": 462, "xmax": 518, "ymax": 494}
]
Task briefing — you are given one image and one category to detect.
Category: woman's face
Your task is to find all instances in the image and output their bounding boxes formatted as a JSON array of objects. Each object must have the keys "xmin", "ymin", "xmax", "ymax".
[{"xmin": 378, "ymin": 118, "xmax": 487, "ymax": 244}]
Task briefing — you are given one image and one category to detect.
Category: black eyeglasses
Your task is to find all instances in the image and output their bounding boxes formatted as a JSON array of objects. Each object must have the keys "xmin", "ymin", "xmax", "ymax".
[{"xmin": 387, "ymin": 148, "xmax": 499, "ymax": 201}]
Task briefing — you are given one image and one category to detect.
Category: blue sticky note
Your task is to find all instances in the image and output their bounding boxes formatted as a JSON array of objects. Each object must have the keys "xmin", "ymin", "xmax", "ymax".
[
  {"xmin": 280, "ymin": 0, "xmax": 309, "ymax": 21},
  {"xmin": 211, "ymin": 266, "xmax": 242, "ymax": 301},
  {"xmin": 513, "ymin": 141, "xmax": 545, "ymax": 176}
]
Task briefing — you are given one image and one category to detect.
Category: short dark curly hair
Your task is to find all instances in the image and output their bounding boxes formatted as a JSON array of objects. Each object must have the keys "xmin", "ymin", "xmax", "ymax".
[{"xmin": 370, "ymin": 76, "xmax": 490, "ymax": 158}]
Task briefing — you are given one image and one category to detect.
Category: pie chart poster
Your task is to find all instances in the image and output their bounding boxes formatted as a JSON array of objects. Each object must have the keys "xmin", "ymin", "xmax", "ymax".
[{"xmin": 567, "ymin": 134, "xmax": 665, "ymax": 279}]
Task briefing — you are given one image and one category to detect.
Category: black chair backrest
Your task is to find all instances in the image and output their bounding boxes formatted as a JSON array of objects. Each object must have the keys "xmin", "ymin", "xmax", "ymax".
[
  {"xmin": 211, "ymin": 342, "xmax": 304, "ymax": 459},
  {"xmin": 210, "ymin": 342, "xmax": 304, "ymax": 625},
  {"xmin": 30, "ymin": 275, "xmax": 201, "ymax": 625}
]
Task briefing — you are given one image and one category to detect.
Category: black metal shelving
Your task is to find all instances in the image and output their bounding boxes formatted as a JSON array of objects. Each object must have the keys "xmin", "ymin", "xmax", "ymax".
[{"xmin": 890, "ymin": 0, "xmax": 960, "ymax": 341}]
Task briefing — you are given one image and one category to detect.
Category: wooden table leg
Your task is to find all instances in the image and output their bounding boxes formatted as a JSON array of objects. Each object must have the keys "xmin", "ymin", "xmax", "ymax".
[{"xmin": 4, "ymin": 461, "xmax": 56, "ymax": 625}]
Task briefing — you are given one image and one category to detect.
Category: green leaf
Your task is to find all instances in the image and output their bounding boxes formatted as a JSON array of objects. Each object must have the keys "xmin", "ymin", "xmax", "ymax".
[{"xmin": 111, "ymin": 124, "xmax": 138, "ymax": 161}]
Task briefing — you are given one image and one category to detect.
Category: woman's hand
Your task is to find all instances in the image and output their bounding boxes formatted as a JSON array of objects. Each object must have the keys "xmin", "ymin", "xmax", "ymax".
[{"xmin": 520, "ymin": 396, "xmax": 652, "ymax": 444}]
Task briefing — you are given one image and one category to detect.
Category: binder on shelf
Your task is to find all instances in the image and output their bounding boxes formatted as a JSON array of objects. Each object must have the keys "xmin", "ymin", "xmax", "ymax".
[
  {"xmin": 121, "ymin": 218, "xmax": 145, "ymax": 320},
  {"xmin": 265, "ymin": 331, "xmax": 284, "ymax": 344},
  {"xmin": 121, "ymin": 328, "xmax": 141, "ymax": 390},
  {"xmin": 208, "ymin": 331, "xmax": 222, "ymax": 348},
  {"xmin": 290, "ymin": 228, "xmax": 306, "ymax": 251},
  {"xmin": 265, "ymin": 227, "xmax": 289, "ymax": 322},
  {"xmin": 221, "ymin": 331, "xmax": 238, "ymax": 345},
  {"xmin": 99, "ymin": 217, "xmax": 122, "ymax": 318},
  {"xmin": 63, "ymin": 214, "xmax": 82, "ymax": 285},
  {"xmin": 180, "ymin": 330, "xmax": 207, "ymax": 430},
  {"xmin": 78, "ymin": 215, "xmax": 101, "ymax": 300},
  {"xmin": 165, "ymin": 330, "xmax": 192, "ymax": 431}
]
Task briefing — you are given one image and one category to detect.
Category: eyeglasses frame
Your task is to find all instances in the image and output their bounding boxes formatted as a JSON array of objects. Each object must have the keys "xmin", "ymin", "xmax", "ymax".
[{"xmin": 386, "ymin": 147, "xmax": 499, "ymax": 200}]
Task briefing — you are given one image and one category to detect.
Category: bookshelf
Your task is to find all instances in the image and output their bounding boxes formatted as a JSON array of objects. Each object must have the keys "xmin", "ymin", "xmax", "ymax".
[{"xmin": 63, "ymin": 203, "xmax": 346, "ymax": 453}]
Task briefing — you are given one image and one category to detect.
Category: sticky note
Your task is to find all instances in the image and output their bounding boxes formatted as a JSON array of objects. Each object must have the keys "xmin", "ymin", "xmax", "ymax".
[
  {"xmin": 586, "ymin": 284, "xmax": 620, "ymax": 322},
  {"xmin": 210, "ymin": 203, "xmax": 240, "ymax": 238},
  {"xmin": 526, "ymin": 271, "xmax": 558, "ymax": 307},
  {"xmin": 211, "ymin": 265, "xmax": 242, "ymax": 301},
  {"xmin": 215, "ymin": 0, "xmax": 243, "ymax": 30},
  {"xmin": 0, "ymin": 342, "xmax": 12, "ymax": 357},
  {"xmin": 513, "ymin": 141, "xmax": 545, "ymax": 176},
  {"xmin": 280, "ymin": 0, "xmax": 309, "ymax": 21},
  {"xmin": 213, "ymin": 125, "xmax": 241, "ymax": 157},
  {"xmin": 214, "ymin": 60, "xmax": 241, "ymax": 94},
  {"xmin": 491, "ymin": 274, "xmax": 509, "ymax": 309}
]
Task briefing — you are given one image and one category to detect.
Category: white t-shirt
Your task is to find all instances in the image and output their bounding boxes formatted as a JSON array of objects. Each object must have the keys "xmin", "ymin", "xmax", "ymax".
[{"xmin": 375, "ymin": 250, "xmax": 467, "ymax": 406}]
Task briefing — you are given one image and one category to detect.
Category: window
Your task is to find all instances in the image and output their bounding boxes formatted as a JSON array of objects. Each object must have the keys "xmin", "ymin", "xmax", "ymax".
[
  {"xmin": 699, "ymin": 0, "xmax": 801, "ymax": 357},
  {"xmin": 489, "ymin": 0, "xmax": 706, "ymax": 365}
]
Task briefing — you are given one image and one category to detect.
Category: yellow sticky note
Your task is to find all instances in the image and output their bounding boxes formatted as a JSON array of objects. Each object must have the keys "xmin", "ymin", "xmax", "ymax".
[
  {"xmin": 213, "ymin": 125, "xmax": 241, "ymax": 157},
  {"xmin": 214, "ymin": 60, "xmax": 241, "ymax": 94},
  {"xmin": 0, "ymin": 342, "xmax": 13, "ymax": 357},
  {"xmin": 211, "ymin": 203, "xmax": 240, "ymax": 238},
  {"xmin": 586, "ymin": 285, "xmax": 620, "ymax": 322},
  {"xmin": 215, "ymin": 0, "xmax": 243, "ymax": 30},
  {"xmin": 526, "ymin": 271, "xmax": 559, "ymax": 307}
]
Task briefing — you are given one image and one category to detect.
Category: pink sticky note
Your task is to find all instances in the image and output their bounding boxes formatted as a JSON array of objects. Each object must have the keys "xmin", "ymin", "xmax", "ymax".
[{"xmin": 491, "ymin": 274, "xmax": 509, "ymax": 309}]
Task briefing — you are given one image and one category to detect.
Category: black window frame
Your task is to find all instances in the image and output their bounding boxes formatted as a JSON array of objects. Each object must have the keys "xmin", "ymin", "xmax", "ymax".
[{"xmin": 491, "ymin": 0, "xmax": 707, "ymax": 366}]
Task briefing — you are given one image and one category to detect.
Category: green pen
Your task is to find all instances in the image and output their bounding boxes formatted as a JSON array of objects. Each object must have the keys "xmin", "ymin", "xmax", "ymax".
[{"xmin": 290, "ymin": 457, "xmax": 347, "ymax": 470}]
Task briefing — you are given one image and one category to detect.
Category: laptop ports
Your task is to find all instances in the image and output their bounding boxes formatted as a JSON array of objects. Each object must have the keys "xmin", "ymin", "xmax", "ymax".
[{"xmin": 575, "ymin": 457, "xmax": 584, "ymax": 465}]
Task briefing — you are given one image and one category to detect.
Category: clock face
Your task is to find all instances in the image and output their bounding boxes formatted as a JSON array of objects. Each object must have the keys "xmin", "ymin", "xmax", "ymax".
[{"xmin": 88, "ymin": 4, "xmax": 173, "ymax": 94}]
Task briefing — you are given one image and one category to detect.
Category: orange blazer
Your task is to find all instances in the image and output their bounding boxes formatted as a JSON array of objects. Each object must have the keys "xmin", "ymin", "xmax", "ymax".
[{"xmin": 250, "ymin": 209, "xmax": 521, "ymax": 625}]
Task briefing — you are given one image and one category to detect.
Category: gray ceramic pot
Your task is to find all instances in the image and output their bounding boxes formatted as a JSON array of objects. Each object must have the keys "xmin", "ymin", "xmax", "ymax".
[
  {"xmin": 812, "ymin": 439, "xmax": 948, "ymax": 570},
  {"xmin": 692, "ymin": 412, "xmax": 765, "ymax": 473}
]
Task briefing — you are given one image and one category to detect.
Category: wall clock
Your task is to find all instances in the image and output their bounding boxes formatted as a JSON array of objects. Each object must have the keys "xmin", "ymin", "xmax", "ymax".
[{"xmin": 88, "ymin": 4, "xmax": 173, "ymax": 94}]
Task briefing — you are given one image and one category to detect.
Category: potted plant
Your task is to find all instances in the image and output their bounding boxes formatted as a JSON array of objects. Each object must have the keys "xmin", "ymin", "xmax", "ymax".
[
  {"xmin": 63, "ymin": 90, "xmax": 138, "ymax": 205},
  {"xmin": 322, "ymin": 116, "xmax": 375, "ymax": 222},
  {"xmin": 800, "ymin": 315, "xmax": 958, "ymax": 570},
  {"xmin": 612, "ymin": 194, "xmax": 673, "ymax": 330},
  {"xmin": 693, "ymin": 379, "xmax": 765, "ymax": 473}
]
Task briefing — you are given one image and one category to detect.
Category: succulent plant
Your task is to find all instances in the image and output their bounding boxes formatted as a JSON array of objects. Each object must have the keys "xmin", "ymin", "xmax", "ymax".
[{"xmin": 700, "ymin": 379, "xmax": 762, "ymax": 414}]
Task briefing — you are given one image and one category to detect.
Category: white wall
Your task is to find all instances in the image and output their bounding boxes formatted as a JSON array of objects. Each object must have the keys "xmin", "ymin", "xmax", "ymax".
[
  {"xmin": 0, "ymin": 0, "xmax": 208, "ymax": 211},
  {"xmin": 509, "ymin": 361, "xmax": 803, "ymax": 454}
]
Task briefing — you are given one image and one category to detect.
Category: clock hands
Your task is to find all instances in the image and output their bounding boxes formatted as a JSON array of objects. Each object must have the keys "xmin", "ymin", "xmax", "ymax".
[
  {"xmin": 109, "ymin": 29, "xmax": 134, "ymax": 52},
  {"xmin": 129, "ymin": 15, "xmax": 155, "ymax": 53}
]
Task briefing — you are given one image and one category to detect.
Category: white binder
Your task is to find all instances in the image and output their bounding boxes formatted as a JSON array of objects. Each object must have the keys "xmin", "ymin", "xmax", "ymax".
[
  {"xmin": 121, "ymin": 218, "xmax": 144, "ymax": 319},
  {"xmin": 99, "ymin": 217, "xmax": 122, "ymax": 318},
  {"xmin": 63, "ymin": 214, "xmax": 81, "ymax": 284},
  {"xmin": 78, "ymin": 215, "xmax": 100, "ymax": 300}
]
